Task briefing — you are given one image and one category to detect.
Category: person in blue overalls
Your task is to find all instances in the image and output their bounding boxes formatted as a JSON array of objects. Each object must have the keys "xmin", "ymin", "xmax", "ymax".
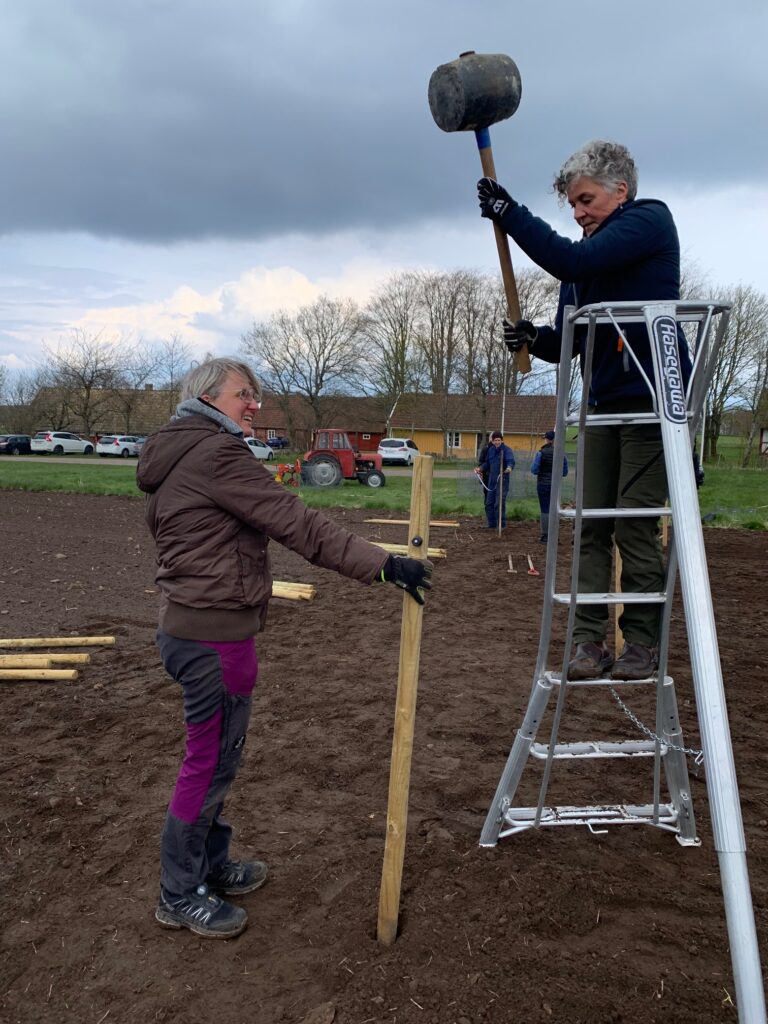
[
  {"xmin": 531, "ymin": 430, "xmax": 569, "ymax": 542},
  {"xmin": 480, "ymin": 431, "xmax": 515, "ymax": 528}
]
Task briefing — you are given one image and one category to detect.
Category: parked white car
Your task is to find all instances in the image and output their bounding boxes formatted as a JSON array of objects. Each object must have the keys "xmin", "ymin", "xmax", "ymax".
[
  {"xmin": 96, "ymin": 435, "xmax": 142, "ymax": 458},
  {"xmin": 378, "ymin": 437, "xmax": 419, "ymax": 465},
  {"xmin": 31, "ymin": 431, "xmax": 94, "ymax": 456},
  {"xmin": 245, "ymin": 437, "xmax": 274, "ymax": 460}
]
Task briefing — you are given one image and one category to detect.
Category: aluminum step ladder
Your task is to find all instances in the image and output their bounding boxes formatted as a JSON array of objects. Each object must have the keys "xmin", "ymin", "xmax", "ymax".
[{"xmin": 480, "ymin": 300, "xmax": 765, "ymax": 1024}]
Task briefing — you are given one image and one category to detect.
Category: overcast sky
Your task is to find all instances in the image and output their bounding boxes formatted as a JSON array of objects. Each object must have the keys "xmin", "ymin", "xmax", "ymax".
[{"xmin": 2, "ymin": 0, "xmax": 766, "ymax": 372}]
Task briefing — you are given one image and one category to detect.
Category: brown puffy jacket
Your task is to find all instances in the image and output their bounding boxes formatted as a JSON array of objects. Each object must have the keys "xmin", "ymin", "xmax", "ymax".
[{"xmin": 136, "ymin": 414, "xmax": 388, "ymax": 641}]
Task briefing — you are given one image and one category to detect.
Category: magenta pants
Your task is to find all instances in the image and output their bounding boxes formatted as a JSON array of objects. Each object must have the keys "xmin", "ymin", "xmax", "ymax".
[{"xmin": 156, "ymin": 632, "xmax": 258, "ymax": 897}]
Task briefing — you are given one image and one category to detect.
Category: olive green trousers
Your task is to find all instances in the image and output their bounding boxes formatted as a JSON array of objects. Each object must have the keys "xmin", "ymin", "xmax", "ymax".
[{"xmin": 574, "ymin": 406, "xmax": 668, "ymax": 648}]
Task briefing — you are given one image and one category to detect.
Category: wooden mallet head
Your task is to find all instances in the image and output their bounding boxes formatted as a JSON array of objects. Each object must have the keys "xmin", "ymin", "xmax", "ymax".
[{"xmin": 428, "ymin": 52, "xmax": 522, "ymax": 133}]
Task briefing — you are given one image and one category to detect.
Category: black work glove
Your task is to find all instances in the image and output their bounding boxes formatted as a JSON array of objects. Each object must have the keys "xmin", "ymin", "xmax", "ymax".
[
  {"xmin": 502, "ymin": 317, "xmax": 537, "ymax": 353},
  {"xmin": 380, "ymin": 555, "xmax": 433, "ymax": 606},
  {"xmin": 477, "ymin": 177, "xmax": 516, "ymax": 221}
]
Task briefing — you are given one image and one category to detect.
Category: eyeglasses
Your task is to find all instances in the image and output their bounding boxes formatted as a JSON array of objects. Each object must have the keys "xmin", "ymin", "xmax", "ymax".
[{"xmin": 232, "ymin": 388, "xmax": 261, "ymax": 407}]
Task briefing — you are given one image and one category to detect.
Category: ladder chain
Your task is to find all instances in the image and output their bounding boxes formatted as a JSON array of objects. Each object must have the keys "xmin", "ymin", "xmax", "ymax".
[{"xmin": 608, "ymin": 686, "xmax": 704, "ymax": 764}]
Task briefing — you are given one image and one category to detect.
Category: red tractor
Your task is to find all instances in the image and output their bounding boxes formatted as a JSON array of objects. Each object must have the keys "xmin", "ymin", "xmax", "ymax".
[{"xmin": 301, "ymin": 429, "xmax": 386, "ymax": 488}]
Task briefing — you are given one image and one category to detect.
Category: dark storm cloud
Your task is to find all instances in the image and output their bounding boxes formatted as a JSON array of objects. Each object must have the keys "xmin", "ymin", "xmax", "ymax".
[{"xmin": 1, "ymin": 0, "xmax": 765, "ymax": 244}]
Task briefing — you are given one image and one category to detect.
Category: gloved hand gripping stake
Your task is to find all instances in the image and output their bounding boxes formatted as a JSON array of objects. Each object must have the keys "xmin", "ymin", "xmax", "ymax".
[{"xmin": 428, "ymin": 51, "xmax": 530, "ymax": 374}]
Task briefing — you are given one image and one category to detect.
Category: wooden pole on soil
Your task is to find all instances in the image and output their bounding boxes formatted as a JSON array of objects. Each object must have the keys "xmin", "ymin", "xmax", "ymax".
[
  {"xmin": 0, "ymin": 653, "xmax": 91, "ymax": 666},
  {"xmin": 0, "ymin": 669, "xmax": 78, "ymax": 681},
  {"xmin": 0, "ymin": 636, "xmax": 115, "ymax": 648},
  {"xmin": 377, "ymin": 455, "xmax": 433, "ymax": 947}
]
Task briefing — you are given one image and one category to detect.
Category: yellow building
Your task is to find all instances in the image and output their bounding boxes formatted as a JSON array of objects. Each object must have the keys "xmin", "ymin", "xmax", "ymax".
[{"xmin": 391, "ymin": 393, "xmax": 558, "ymax": 460}]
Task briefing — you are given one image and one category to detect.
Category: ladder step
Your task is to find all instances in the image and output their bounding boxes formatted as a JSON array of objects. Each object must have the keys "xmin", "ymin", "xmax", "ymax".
[
  {"xmin": 560, "ymin": 507, "xmax": 672, "ymax": 519},
  {"xmin": 553, "ymin": 591, "xmax": 667, "ymax": 605},
  {"xmin": 502, "ymin": 803, "xmax": 679, "ymax": 833},
  {"xmin": 564, "ymin": 412, "xmax": 665, "ymax": 427},
  {"xmin": 545, "ymin": 670, "xmax": 662, "ymax": 687},
  {"xmin": 530, "ymin": 739, "xmax": 665, "ymax": 760}
]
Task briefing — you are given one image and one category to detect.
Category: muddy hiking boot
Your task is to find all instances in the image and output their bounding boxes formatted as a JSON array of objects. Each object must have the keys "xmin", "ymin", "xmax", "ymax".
[
  {"xmin": 206, "ymin": 859, "xmax": 269, "ymax": 897},
  {"xmin": 611, "ymin": 642, "xmax": 659, "ymax": 681},
  {"xmin": 567, "ymin": 641, "xmax": 613, "ymax": 680},
  {"xmin": 155, "ymin": 883, "xmax": 247, "ymax": 939}
]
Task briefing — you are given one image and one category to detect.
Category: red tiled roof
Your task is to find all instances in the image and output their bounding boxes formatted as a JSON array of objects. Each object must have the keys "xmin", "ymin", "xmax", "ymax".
[{"xmin": 391, "ymin": 393, "xmax": 557, "ymax": 433}]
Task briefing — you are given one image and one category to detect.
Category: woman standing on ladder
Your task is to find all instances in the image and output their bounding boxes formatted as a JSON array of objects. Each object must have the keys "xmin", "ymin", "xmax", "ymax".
[{"xmin": 477, "ymin": 140, "xmax": 692, "ymax": 680}]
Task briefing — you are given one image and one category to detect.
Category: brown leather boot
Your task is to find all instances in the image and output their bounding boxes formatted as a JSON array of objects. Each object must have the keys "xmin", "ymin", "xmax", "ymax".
[
  {"xmin": 611, "ymin": 642, "xmax": 659, "ymax": 680},
  {"xmin": 567, "ymin": 641, "xmax": 613, "ymax": 680}
]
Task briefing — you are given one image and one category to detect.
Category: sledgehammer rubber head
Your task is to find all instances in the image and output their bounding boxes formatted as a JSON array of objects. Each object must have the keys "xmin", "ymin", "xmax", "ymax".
[{"xmin": 428, "ymin": 51, "xmax": 522, "ymax": 133}]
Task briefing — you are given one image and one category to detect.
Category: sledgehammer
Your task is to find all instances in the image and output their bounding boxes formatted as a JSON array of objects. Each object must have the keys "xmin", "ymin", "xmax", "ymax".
[{"xmin": 428, "ymin": 51, "xmax": 530, "ymax": 373}]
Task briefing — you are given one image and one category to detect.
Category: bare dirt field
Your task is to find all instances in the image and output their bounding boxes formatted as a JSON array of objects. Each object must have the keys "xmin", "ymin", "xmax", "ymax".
[{"xmin": 0, "ymin": 490, "xmax": 765, "ymax": 1024}]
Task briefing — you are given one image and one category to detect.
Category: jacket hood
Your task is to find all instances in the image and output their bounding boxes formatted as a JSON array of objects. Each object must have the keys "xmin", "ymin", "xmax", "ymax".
[
  {"xmin": 137, "ymin": 399, "xmax": 245, "ymax": 494},
  {"xmin": 136, "ymin": 416, "xmax": 220, "ymax": 494}
]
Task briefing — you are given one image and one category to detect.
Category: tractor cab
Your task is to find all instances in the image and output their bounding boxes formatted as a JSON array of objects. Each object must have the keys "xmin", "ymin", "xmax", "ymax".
[{"xmin": 301, "ymin": 429, "xmax": 385, "ymax": 488}]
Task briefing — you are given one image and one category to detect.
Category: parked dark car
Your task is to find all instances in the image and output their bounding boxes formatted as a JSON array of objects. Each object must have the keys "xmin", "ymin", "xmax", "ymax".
[
  {"xmin": 0, "ymin": 434, "xmax": 32, "ymax": 455},
  {"xmin": 267, "ymin": 436, "xmax": 291, "ymax": 449}
]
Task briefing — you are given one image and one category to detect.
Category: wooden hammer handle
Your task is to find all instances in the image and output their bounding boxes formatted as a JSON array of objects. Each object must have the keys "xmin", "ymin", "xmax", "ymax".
[{"xmin": 476, "ymin": 137, "xmax": 531, "ymax": 374}]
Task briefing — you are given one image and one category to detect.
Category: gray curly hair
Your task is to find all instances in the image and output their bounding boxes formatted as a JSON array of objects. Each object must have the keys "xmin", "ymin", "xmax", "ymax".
[
  {"xmin": 180, "ymin": 357, "xmax": 262, "ymax": 403},
  {"xmin": 553, "ymin": 140, "xmax": 638, "ymax": 202}
]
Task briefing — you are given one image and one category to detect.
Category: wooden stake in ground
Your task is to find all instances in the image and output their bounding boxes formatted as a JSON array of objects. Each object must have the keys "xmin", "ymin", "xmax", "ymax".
[
  {"xmin": 614, "ymin": 545, "xmax": 624, "ymax": 654},
  {"xmin": 377, "ymin": 455, "xmax": 433, "ymax": 947}
]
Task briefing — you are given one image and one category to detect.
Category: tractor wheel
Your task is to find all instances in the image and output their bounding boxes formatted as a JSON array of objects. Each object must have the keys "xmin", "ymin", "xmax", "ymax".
[
  {"xmin": 306, "ymin": 456, "xmax": 343, "ymax": 487},
  {"xmin": 365, "ymin": 469, "xmax": 386, "ymax": 488}
]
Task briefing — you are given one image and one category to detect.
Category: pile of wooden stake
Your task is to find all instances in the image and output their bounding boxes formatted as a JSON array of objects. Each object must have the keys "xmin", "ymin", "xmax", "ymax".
[{"xmin": 0, "ymin": 636, "xmax": 115, "ymax": 681}]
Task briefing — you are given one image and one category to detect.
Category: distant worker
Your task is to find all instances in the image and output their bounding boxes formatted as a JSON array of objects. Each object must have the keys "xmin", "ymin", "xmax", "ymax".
[
  {"xmin": 479, "ymin": 431, "xmax": 515, "ymax": 529},
  {"xmin": 531, "ymin": 430, "xmax": 569, "ymax": 543},
  {"xmin": 476, "ymin": 434, "xmax": 491, "ymax": 487}
]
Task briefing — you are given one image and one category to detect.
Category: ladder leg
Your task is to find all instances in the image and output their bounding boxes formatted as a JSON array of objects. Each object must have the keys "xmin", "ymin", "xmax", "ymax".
[
  {"xmin": 659, "ymin": 677, "xmax": 698, "ymax": 845},
  {"xmin": 479, "ymin": 674, "xmax": 554, "ymax": 847},
  {"xmin": 648, "ymin": 305, "xmax": 766, "ymax": 1022},
  {"xmin": 719, "ymin": 851, "xmax": 768, "ymax": 1024}
]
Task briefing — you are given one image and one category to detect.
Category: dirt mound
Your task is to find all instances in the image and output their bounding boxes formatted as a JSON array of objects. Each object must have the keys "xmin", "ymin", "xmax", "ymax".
[{"xmin": 0, "ymin": 491, "xmax": 765, "ymax": 1023}]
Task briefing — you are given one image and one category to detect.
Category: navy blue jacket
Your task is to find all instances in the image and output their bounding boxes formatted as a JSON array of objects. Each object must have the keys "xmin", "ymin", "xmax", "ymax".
[
  {"xmin": 481, "ymin": 443, "xmax": 515, "ymax": 486},
  {"xmin": 497, "ymin": 198, "xmax": 692, "ymax": 405},
  {"xmin": 531, "ymin": 443, "xmax": 568, "ymax": 483}
]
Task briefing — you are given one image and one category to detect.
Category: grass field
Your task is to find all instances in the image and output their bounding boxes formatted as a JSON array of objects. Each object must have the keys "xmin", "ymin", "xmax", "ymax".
[{"xmin": 0, "ymin": 456, "xmax": 764, "ymax": 529}]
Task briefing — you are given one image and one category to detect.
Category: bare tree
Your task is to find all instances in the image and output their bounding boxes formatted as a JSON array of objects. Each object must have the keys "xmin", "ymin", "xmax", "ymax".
[
  {"xmin": 2, "ymin": 369, "xmax": 48, "ymax": 433},
  {"xmin": 734, "ymin": 290, "xmax": 768, "ymax": 466},
  {"xmin": 498, "ymin": 268, "xmax": 560, "ymax": 398},
  {"xmin": 39, "ymin": 330, "xmax": 121, "ymax": 434},
  {"xmin": 110, "ymin": 341, "xmax": 164, "ymax": 432},
  {"xmin": 358, "ymin": 271, "xmax": 425, "ymax": 412},
  {"xmin": 415, "ymin": 269, "xmax": 468, "ymax": 394},
  {"xmin": 705, "ymin": 285, "xmax": 767, "ymax": 460},
  {"xmin": 155, "ymin": 334, "xmax": 194, "ymax": 418},
  {"xmin": 242, "ymin": 295, "xmax": 363, "ymax": 427},
  {"xmin": 453, "ymin": 271, "xmax": 496, "ymax": 395}
]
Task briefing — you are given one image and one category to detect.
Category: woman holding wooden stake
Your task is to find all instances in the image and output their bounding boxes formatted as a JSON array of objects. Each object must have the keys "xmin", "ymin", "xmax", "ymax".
[{"xmin": 138, "ymin": 357, "xmax": 432, "ymax": 940}]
